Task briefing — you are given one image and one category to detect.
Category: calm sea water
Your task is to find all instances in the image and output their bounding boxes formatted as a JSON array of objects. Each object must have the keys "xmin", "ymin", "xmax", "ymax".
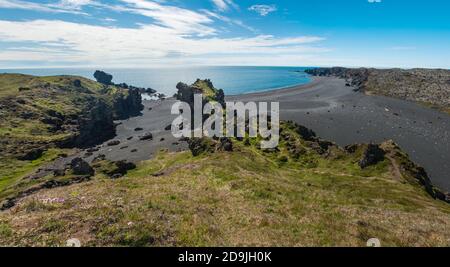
[{"xmin": 0, "ymin": 66, "xmax": 311, "ymax": 95}]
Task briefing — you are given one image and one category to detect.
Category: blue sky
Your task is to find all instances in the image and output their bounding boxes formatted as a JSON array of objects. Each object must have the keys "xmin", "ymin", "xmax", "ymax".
[{"xmin": 0, "ymin": 0, "xmax": 449, "ymax": 68}]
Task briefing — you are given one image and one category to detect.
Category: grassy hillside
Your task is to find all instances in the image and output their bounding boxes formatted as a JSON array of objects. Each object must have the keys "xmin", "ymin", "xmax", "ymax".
[
  {"xmin": 0, "ymin": 73, "xmax": 142, "ymax": 201},
  {"xmin": 0, "ymin": 121, "xmax": 448, "ymax": 247}
]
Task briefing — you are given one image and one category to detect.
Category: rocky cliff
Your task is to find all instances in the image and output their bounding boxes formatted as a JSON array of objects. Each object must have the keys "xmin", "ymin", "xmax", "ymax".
[
  {"xmin": 175, "ymin": 79, "xmax": 225, "ymax": 107},
  {"xmin": 0, "ymin": 74, "xmax": 143, "ymax": 154},
  {"xmin": 305, "ymin": 67, "xmax": 450, "ymax": 112}
]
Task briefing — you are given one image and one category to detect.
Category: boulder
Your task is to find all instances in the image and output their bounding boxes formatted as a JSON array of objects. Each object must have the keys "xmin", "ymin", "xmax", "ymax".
[
  {"xmin": 17, "ymin": 148, "xmax": 44, "ymax": 161},
  {"xmin": 139, "ymin": 132, "xmax": 153, "ymax": 141},
  {"xmin": 218, "ymin": 137, "xmax": 233, "ymax": 152},
  {"xmin": 73, "ymin": 79, "xmax": 82, "ymax": 87},
  {"xmin": 106, "ymin": 160, "xmax": 136, "ymax": 178},
  {"xmin": 107, "ymin": 140, "xmax": 121, "ymax": 146},
  {"xmin": 359, "ymin": 144, "xmax": 385, "ymax": 168},
  {"xmin": 93, "ymin": 70, "xmax": 113, "ymax": 85},
  {"xmin": 187, "ymin": 138, "xmax": 214, "ymax": 156},
  {"xmin": 70, "ymin": 157, "xmax": 94, "ymax": 176}
]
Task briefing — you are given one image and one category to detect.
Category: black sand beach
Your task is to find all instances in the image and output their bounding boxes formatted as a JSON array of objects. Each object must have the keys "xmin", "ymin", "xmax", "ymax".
[{"xmin": 86, "ymin": 77, "xmax": 450, "ymax": 191}]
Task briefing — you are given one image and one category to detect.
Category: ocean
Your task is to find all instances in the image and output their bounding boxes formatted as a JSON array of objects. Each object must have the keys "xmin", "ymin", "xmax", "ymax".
[{"xmin": 0, "ymin": 66, "xmax": 312, "ymax": 96}]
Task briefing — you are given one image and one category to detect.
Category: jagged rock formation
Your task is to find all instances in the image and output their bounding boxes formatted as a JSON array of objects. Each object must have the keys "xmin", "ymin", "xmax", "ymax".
[
  {"xmin": 305, "ymin": 67, "xmax": 450, "ymax": 112},
  {"xmin": 186, "ymin": 137, "xmax": 233, "ymax": 156},
  {"xmin": 358, "ymin": 144, "xmax": 386, "ymax": 169},
  {"xmin": 175, "ymin": 79, "xmax": 225, "ymax": 107},
  {"xmin": 93, "ymin": 70, "xmax": 113, "ymax": 85},
  {"xmin": 0, "ymin": 73, "xmax": 144, "ymax": 157},
  {"xmin": 0, "ymin": 73, "xmax": 144, "ymax": 204}
]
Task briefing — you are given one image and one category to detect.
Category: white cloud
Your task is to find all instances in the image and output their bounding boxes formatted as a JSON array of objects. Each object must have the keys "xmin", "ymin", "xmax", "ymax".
[
  {"xmin": 0, "ymin": 19, "xmax": 328, "ymax": 67},
  {"xmin": 201, "ymin": 9, "xmax": 256, "ymax": 33},
  {"xmin": 211, "ymin": 0, "xmax": 238, "ymax": 12},
  {"xmin": 248, "ymin": 4, "xmax": 277, "ymax": 16},
  {"xmin": 117, "ymin": 0, "xmax": 216, "ymax": 37},
  {"xmin": 0, "ymin": 0, "xmax": 88, "ymax": 14},
  {"xmin": 0, "ymin": 0, "xmax": 330, "ymax": 67},
  {"xmin": 52, "ymin": 0, "xmax": 93, "ymax": 10},
  {"xmin": 368, "ymin": 0, "xmax": 382, "ymax": 3}
]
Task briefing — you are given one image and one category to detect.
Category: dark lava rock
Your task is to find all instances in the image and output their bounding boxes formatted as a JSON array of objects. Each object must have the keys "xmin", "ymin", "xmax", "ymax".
[
  {"xmin": 86, "ymin": 147, "xmax": 100, "ymax": 153},
  {"xmin": 120, "ymin": 146, "xmax": 129, "ymax": 150},
  {"xmin": 93, "ymin": 70, "xmax": 113, "ymax": 85},
  {"xmin": 127, "ymin": 136, "xmax": 133, "ymax": 140},
  {"xmin": 70, "ymin": 157, "xmax": 94, "ymax": 176},
  {"xmin": 134, "ymin": 127, "xmax": 143, "ymax": 131},
  {"xmin": 131, "ymin": 149, "xmax": 138, "ymax": 153},
  {"xmin": 106, "ymin": 160, "xmax": 136, "ymax": 178},
  {"xmin": 107, "ymin": 140, "xmax": 121, "ymax": 146},
  {"xmin": 344, "ymin": 144, "xmax": 359, "ymax": 153},
  {"xmin": 187, "ymin": 138, "xmax": 213, "ymax": 156},
  {"xmin": 434, "ymin": 190, "xmax": 450, "ymax": 203},
  {"xmin": 19, "ymin": 112, "xmax": 34, "ymax": 119},
  {"xmin": 164, "ymin": 124, "xmax": 172, "ymax": 131},
  {"xmin": 359, "ymin": 144, "xmax": 385, "ymax": 169},
  {"xmin": 160, "ymin": 138, "xmax": 165, "ymax": 142},
  {"xmin": 0, "ymin": 198, "xmax": 16, "ymax": 211},
  {"xmin": 73, "ymin": 79, "xmax": 82, "ymax": 87},
  {"xmin": 18, "ymin": 148, "xmax": 44, "ymax": 161},
  {"xmin": 92, "ymin": 154, "xmax": 106, "ymax": 162},
  {"xmin": 295, "ymin": 124, "xmax": 317, "ymax": 141},
  {"xmin": 139, "ymin": 132, "xmax": 153, "ymax": 141},
  {"xmin": 175, "ymin": 79, "xmax": 225, "ymax": 107},
  {"xmin": 218, "ymin": 137, "xmax": 233, "ymax": 152}
]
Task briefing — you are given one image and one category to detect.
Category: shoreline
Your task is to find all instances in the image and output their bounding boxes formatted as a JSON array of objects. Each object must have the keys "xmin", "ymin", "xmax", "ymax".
[
  {"xmin": 82, "ymin": 76, "xmax": 450, "ymax": 191},
  {"xmin": 228, "ymin": 76, "xmax": 319, "ymax": 98}
]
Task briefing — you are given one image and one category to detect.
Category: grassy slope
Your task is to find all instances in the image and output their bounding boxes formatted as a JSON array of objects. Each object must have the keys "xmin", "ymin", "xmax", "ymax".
[
  {"xmin": 0, "ymin": 123, "xmax": 448, "ymax": 247},
  {"xmin": 0, "ymin": 74, "xmax": 128, "ymax": 197}
]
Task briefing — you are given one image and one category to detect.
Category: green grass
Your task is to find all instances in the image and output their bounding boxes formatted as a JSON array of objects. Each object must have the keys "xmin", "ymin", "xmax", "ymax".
[
  {"xmin": 0, "ymin": 73, "xmax": 139, "ymax": 202},
  {"xmin": 0, "ymin": 143, "xmax": 449, "ymax": 246},
  {"xmin": 0, "ymin": 148, "xmax": 70, "ymax": 199}
]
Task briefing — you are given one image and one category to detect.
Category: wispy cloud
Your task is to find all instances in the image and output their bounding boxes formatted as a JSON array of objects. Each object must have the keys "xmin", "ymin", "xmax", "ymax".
[
  {"xmin": 201, "ymin": 9, "xmax": 256, "ymax": 33},
  {"xmin": 248, "ymin": 4, "xmax": 277, "ymax": 16},
  {"xmin": 0, "ymin": 0, "xmax": 89, "ymax": 14},
  {"xmin": 0, "ymin": 19, "xmax": 327, "ymax": 67},
  {"xmin": 368, "ymin": 0, "xmax": 382, "ymax": 3},
  {"xmin": 211, "ymin": 0, "xmax": 238, "ymax": 12},
  {"xmin": 0, "ymin": 0, "xmax": 330, "ymax": 67}
]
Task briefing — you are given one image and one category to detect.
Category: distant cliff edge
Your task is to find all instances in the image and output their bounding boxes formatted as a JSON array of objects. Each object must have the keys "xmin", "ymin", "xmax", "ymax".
[{"xmin": 305, "ymin": 67, "xmax": 450, "ymax": 113}]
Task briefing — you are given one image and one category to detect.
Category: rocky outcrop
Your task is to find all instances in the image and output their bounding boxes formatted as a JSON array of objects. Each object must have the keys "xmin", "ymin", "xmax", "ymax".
[
  {"xmin": 112, "ymin": 87, "xmax": 143, "ymax": 120},
  {"xmin": 0, "ymin": 73, "xmax": 144, "ymax": 154},
  {"xmin": 380, "ymin": 140, "xmax": 449, "ymax": 203},
  {"xmin": 186, "ymin": 137, "xmax": 216, "ymax": 156},
  {"xmin": 94, "ymin": 70, "xmax": 113, "ymax": 85},
  {"xmin": 359, "ymin": 144, "xmax": 386, "ymax": 168},
  {"xmin": 175, "ymin": 79, "xmax": 225, "ymax": 107},
  {"xmin": 70, "ymin": 157, "xmax": 95, "ymax": 176},
  {"xmin": 305, "ymin": 67, "xmax": 450, "ymax": 111},
  {"xmin": 17, "ymin": 148, "xmax": 44, "ymax": 161},
  {"xmin": 68, "ymin": 98, "xmax": 116, "ymax": 148},
  {"xmin": 139, "ymin": 132, "xmax": 153, "ymax": 141}
]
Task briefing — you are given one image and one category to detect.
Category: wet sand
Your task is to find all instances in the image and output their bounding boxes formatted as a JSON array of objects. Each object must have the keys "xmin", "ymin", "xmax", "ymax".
[{"xmin": 86, "ymin": 77, "xmax": 450, "ymax": 191}]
